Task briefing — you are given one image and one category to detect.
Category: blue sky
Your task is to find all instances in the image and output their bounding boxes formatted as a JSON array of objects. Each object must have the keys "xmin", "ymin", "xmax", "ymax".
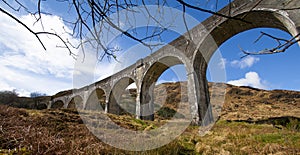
[
  {"xmin": 0, "ymin": 1, "xmax": 299, "ymax": 96},
  {"xmin": 215, "ymin": 28, "xmax": 300, "ymax": 91}
]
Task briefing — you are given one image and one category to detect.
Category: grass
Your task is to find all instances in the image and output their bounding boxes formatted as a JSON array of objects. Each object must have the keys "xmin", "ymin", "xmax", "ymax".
[
  {"xmin": 203, "ymin": 120, "xmax": 300, "ymax": 154},
  {"xmin": 0, "ymin": 105, "xmax": 299, "ymax": 154}
]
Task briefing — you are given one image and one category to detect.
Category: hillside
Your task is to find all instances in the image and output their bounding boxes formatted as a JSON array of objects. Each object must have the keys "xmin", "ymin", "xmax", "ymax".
[
  {"xmin": 150, "ymin": 82, "xmax": 299, "ymax": 121},
  {"xmin": 0, "ymin": 82, "xmax": 299, "ymax": 154}
]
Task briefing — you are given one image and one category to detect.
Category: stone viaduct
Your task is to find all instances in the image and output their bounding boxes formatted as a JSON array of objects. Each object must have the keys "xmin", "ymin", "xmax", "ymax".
[{"xmin": 49, "ymin": 0, "xmax": 300, "ymax": 125}]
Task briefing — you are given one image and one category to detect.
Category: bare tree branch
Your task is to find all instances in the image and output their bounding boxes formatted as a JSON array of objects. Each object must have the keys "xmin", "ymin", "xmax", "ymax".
[
  {"xmin": 0, "ymin": 7, "xmax": 47, "ymax": 50},
  {"xmin": 241, "ymin": 32, "xmax": 300, "ymax": 58},
  {"xmin": 0, "ymin": 0, "xmax": 299, "ymax": 61}
]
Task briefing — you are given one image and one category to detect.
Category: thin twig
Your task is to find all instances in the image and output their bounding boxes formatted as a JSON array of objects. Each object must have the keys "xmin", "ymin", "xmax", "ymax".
[{"xmin": 241, "ymin": 32, "xmax": 300, "ymax": 58}]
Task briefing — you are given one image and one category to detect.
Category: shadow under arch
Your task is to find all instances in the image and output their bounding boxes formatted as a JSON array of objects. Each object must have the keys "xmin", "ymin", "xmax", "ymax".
[
  {"xmin": 85, "ymin": 88, "xmax": 106, "ymax": 111},
  {"xmin": 51, "ymin": 100, "xmax": 64, "ymax": 109},
  {"xmin": 140, "ymin": 56, "xmax": 188, "ymax": 120},
  {"xmin": 68, "ymin": 95, "xmax": 84, "ymax": 110},
  {"xmin": 108, "ymin": 77, "xmax": 136, "ymax": 115}
]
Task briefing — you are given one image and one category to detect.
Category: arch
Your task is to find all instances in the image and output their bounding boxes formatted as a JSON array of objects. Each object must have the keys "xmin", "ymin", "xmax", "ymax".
[
  {"xmin": 85, "ymin": 88, "xmax": 106, "ymax": 111},
  {"xmin": 194, "ymin": 10, "xmax": 298, "ymax": 68},
  {"xmin": 140, "ymin": 56, "xmax": 188, "ymax": 120},
  {"xmin": 108, "ymin": 77, "xmax": 136, "ymax": 115},
  {"xmin": 191, "ymin": 9, "xmax": 300, "ymax": 125},
  {"xmin": 68, "ymin": 95, "xmax": 83, "ymax": 109},
  {"xmin": 51, "ymin": 100, "xmax": 64, "ymax": 109}
]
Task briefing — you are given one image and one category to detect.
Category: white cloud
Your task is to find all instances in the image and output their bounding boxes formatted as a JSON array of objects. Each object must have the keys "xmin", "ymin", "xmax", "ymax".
[
  {"xmin": 0, "ymin": 13, "xmax": 78, "ymax": 77},
  {"xmin": 227, "ymin": 72, "xmax": 268, "ymax": 89},
  {"xmin": 0, "ymin": 13, "xmax": 79, "ymax": 96},
  {"xmin": 230, "ymin": 56, "xmax": 259, "ymax": 69}
]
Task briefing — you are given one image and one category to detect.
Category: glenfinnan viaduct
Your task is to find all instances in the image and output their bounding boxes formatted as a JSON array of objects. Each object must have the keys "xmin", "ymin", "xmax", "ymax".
[{"xmin": 49, "ymin": 0, "xmax": 300, "ymax": 125}]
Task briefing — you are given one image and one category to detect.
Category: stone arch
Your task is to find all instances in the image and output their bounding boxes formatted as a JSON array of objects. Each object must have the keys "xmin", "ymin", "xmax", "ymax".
[
  {"xmin": 140, "ymin": 55, "xmax": 190, "ymax": 120},
  {"xmin": 108, "ymin": 77, "xmax": 137, "ymax": 115},
  {"xmin": 192, "ymin": 8, "xmax": 300, "ymax": 125},
  {"xmin": 68, "ymin": 95, "xmax": 84, "ymax": 110},
  {"xmin": 194, "ymin": 10, "xmax": 299, "ymax": 68},
  {"xmin": 85, "ymin": 88, "xmax": 106, "ymax": 111},
  {"xmin": 51, "ymin": 100, "xmax": 64, "ymax": 109}
]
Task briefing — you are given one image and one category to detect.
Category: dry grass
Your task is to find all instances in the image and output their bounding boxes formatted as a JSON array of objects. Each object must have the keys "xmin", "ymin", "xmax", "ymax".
[
  {"xmin": 0, "ymin": 82, "xmax": 300, "ymax": 154},
  {"xmin": 0, "ymin": 104, "xmax": 299, "ymax": 154}
]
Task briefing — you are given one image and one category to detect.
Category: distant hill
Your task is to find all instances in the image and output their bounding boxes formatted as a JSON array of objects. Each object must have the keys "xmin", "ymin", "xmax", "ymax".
[
  {"xmin": 0, "ymin": 90, "xmax": 50, "ymax": 109},
  {"xmin": 1, "ymin": 82, "xmax": 300, "ymax": 121},
  {"xmin": 119, "ymin": 81, "xmax": 300, "ymax": 121}
]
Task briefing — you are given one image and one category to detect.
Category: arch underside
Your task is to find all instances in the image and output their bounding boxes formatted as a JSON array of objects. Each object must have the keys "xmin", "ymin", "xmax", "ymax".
[
  {"xmin": 109, "ymin": 77, "xmax": 136, "ymax": 115},
  {"xmin": 85, "ymin": 88, "xmax": 106, "ymax": 111},
  {"xmin": 51, "ymin": 100, "xmax": 64, "ymax": 109},
  {"xmin": 194, "ymin": 10, "xmax": 297, "ymax": 105},
  {"xmin": 68, "ymin": 95, "xmax": 83, "ymax": 109},
  {"xmin": 140, "ymin": 56, "xmax": 185, "ymax": 120}
]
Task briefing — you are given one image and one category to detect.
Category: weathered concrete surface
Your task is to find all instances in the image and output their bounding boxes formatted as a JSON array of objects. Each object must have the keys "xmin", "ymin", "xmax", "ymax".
[{"xmin": 49, "ymin": 0, "xmax": 300, "ymax": 125}]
